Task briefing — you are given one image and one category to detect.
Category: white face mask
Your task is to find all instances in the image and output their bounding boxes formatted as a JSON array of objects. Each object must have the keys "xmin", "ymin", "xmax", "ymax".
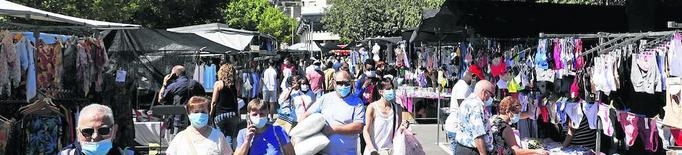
[
  {"xmin": 484, "ymin": 97, "xmax": 493, "ymax": 106},
  {"xmin": 300, "ymin": 84, "xmax": 310, "ymax": 92}
]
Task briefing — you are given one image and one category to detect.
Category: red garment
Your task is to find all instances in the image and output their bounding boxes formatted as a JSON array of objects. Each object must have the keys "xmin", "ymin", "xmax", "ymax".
[
  {"xmin": 468, "ymin": 64, "xmax": 484, "ymax": 80},
  {"xmin": 540, "ymin": 106, "xmax": 549, "ymax": 123},
  {"xmin": 490, "ymin": 57, "xmax": 506, "ymax": 78},
  {"xmin": 671, "ymin": 128, "xmax": 682, "ymax": 146}
]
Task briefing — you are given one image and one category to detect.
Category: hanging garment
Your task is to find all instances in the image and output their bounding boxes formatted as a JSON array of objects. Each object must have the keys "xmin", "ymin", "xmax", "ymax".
[
  {"xmin": 638, "ymin": 118, "xmax": 659, "ymax": 152},
  {"xmin": 597, "ymin": 103, "xmax": 614, "ymax": 137},
  {"xmin": 631, "ymin": 52, "xmax": 662, "ymax": 94},
  {"xmin": 535, "ymin": 67, "xmax": 555, "ymax": 82},
  {"xmin": 193, "ymin": 63, "xmax": 204, "ymax": 86},
  {"xmin": 490, "ymin": 57, "xmax": 506, "ymax": 78},
  {"xmin": 535, "ymin": 39, "xmax": 549, "ymax": 70},
  {"xmin": 574, "ymin": 39, "xmax": 585, "ymax": 69},
  {"xmin": 664, "ymin": 77, "xmax": 682, "ymax": 129},
  {"xmin": 204, "ymin": 64, "xmax": 217, "ymax": 92},
  {"xmin": 553, "ymin": 39, "xmax": 563, "ymax": 70},
  {"xmin": 16, "ymin": 37, "xmax": 36, "ymax": 101},
  {"xmin": 2, "ymin": 34, "xmax": 20, "ymax": 89},
  {"xmin": 618, "ymin": 112, "xmax": 640, "ymax": 146},
  {"xmin": 76, "ymin": 41, "xmax": 92, "ymax": 96},
  {"xmin": 669, "ymin": 32, "xmax": 682, "ymax": 76},
  {"xmin": 92, "ymin": 38, "xmax": 109, "ymax": 92},
  {"xmin": 564, "ymin": 101, "xmax": 583, "ymax": 129},
  {"xmin": 582, "ymin": 102, "xmax": 599, "ymax": 129}
]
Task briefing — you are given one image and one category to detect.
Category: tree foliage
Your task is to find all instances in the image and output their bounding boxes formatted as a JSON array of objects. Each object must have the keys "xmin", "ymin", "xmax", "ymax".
[
  {"xmin": 322, "ymin": 0, "xmax": 445, "ymax": 41},
  {"xmin": 7, "ymin": 0, "xmax": 228, "ymax": 28},
  {"xmin": 223, "ymin": 0, "xmax": 297, "ymax": 43}
]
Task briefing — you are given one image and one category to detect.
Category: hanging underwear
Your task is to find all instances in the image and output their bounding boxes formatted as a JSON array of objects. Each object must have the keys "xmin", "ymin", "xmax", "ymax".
[
  {"xmin": 582, "ymin": 102, "xmax": 599, "ymax": 129},
  {"xmin": 491, "ymin": 57, "xmax": 506, "ymax": 78},
  {"xmin": 671, "ymin": 128, "xmax": 682, "ymax": 146},
  {"xmin": 638, "ymin": 118, "xmax": 659, "ymax": 152},
  {"xmin": 553, "ymin": 39, "xmax": 563, "ymax": 70},
  {"xmin": 540, "ymin": 106, "xmax": 549, "ymax": 123},
  {"xmin": 597, "ymin": 104, "xmax": 614, "ymax": 137},
  {"xmin": 556, "ymin": 99, "xmax": 567, "ymax": 124},
  {"xmin": 535, "ymin": 39, "xmax": 549, "ymax": 70},
  {"xmin": 618, "ymin": 112, "xmax": 640, "ymax": 146},
  {"xmin": 564, "ymin": 101, "xmax": 583, "ymax": 129}
]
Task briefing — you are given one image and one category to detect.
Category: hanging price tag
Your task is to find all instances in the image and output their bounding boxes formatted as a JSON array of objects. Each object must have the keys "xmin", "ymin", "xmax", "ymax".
[{"xmin": 116, "ymin": 68, "xmax": 127, "ymax": 82}]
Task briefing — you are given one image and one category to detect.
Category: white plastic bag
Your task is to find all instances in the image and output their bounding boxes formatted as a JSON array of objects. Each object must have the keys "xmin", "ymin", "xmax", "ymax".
[
  {"xmin": 294, "ymin": 133, "xmax": 330, "ymax": 155},
  {"xmin": 290, "ymin": 113, "xmax": 325, "ymax": 138},
  {"xmin": 393, "ymin": 129, "xmax": 425, "ymax": 155}
]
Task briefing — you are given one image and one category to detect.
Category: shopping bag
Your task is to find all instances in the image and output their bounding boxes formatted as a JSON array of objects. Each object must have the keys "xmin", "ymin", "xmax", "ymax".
[
  {"xmin": 393, "ymin": 129, "xmax": 425, "ymax": 155},
  {"xmin": 290, "ymin": 113, "xmax": 325, "ymax": 138},
  {"xmin": 294, "ymin": 133, "xmax": 330, "ymax": 155}
]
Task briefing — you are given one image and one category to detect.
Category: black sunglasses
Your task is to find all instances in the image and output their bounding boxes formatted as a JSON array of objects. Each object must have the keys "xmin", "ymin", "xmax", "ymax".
[
  {"xmin": 80, "ymin": 127, "xmax": 112, "ymax": 137},
  {"xmin": 336, "ymin": 81, "xmax": 351, "ymax": 86}
]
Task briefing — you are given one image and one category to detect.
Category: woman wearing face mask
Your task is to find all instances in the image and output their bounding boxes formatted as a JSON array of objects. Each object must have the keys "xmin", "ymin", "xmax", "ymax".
[
  {"xmin": 274, "ymin": 75, "xmax": 317, "ymax": 133},
  {"xmin": 489, "ymin": 96, "xmax": 548, "ymax": 155},
  {"xmin": 166, "ymin": 96, "xmax": 233, "ymax": 155},
  {"xmin": 235, "ymin": 99, "xmax": 296, "ymax": 155},
  {"xmin": 362, "ymin": 80, "xmax": 407, "ymax": 155}
]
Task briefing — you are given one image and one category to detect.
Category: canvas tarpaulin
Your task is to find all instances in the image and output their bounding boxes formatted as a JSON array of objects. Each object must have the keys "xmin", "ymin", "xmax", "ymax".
[{"xmin": 0, "ymin": 0, "xmax": 140, "ymax": 29}]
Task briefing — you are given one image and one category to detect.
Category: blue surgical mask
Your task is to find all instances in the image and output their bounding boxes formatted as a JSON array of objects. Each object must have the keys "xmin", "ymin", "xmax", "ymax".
[
  {"xmin": 188, "ymin": 113, "xmax": 209, "ymax": 128},
  {"xmin": 81, "ymin": 138, "xmax": 113, "ymax": 155},
  {"xmin": 484, "ymin": 98, "xmax": 493, "ymax": 107},
  {"xmin": 336, "ymin": 85, "xmax": 351, "ymax": 97},
  {"xmin": 511, "ymin": 113, "xmax": 520, "ymax": 124},
  {"xmin": 383, "ymin": 89, "xmax": 396, "ymax": 101},
  {"xmin": 250, "ymin": 116, "xmax": 268, "ymax": 128}
]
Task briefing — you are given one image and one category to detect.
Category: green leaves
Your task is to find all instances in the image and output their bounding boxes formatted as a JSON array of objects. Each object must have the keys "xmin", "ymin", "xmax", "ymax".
[
  {"xmin": 223, "ymin": 0, "xmax": 297, "ymax": 43},
  {"xmin": 322, "ymin": 0, "xmax": 444, "ymax": 41}
]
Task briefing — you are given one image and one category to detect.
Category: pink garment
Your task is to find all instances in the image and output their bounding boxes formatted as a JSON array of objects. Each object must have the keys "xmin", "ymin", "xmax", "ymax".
[
  {"xmin": 399, "ymin": 92, "xmax": 413, "ymax": 113},
  {"xmin": 553, "ymin": 39, "xmax": 563, "ymax": 70},
  {"xmin": 638, "ymin": 118, "xmax": 658, "ymax": 152},
  {"xmin": 306, "ymin": 71, "xmax": 323, "ymax": 93},
  {"xmin": 575, "ymin": 39, "xmax": 585, "ymax": 69},
  {"xmin": 597, "ymin": 104, "xmax": 614, "ymax": 136},
  {"xmin": 403, "ymin": 130, "xmax": 426, "ymax": 155},
  {"xmin": 618, "ymin": 112, "xmax": 639, "ymax": 146}
]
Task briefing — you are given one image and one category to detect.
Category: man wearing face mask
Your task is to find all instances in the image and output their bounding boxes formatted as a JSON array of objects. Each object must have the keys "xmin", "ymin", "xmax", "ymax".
[
  {"xmin": 235, "ymin": 99, "xmax": 296, "ymax": 155},
  {"xmin": 454, "ymin": 80, "xmax": 495, "ymax": 155},
  {"xmin": 166, "ymin": 97, "xmax": 233, "ymax": 155},
  {"xmin": 60, "ymin": 104, "xmax": 134, "ymax": 155},
  {"xmin": 355, "ymin": 59, "xmax": 379, "ymax": 104},
  {"xmin": 303, "ymin": 71, "xmax": 366, "ymax": 155}
]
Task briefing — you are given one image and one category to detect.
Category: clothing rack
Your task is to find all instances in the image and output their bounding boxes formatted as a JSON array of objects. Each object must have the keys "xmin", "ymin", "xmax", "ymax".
[{"xmin": 538, "ymin": 30, "xmax": 681, "ymax": 154}]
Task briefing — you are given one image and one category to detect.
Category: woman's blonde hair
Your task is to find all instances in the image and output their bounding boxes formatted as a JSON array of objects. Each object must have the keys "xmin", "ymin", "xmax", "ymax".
[{"xmin": 217, "ymin": 64, "xmax": 235, "ymax": 86}]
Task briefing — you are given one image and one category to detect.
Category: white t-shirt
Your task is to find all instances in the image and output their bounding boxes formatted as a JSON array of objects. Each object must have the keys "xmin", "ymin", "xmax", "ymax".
[
  {"xmin": 445, "ymin": 80, "xmax": 471, "ymax": 132},
  {"xmin": 279, "ymin": 89, "xmax": 317, "ymax": 122},
  {"xmin": 166, "ymin": 128, "xmax": 232, "ymax": 155},
  {"xmin": 263, "ymin": 67, "xmax": 278, "ymax": 91}
]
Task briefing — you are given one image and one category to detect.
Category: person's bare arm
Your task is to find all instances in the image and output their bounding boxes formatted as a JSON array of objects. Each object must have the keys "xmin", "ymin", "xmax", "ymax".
[
  {"xmin": 503, "ymin": 127, "xmax": 548, "ymax": 155},
  {"xmin": 362, "ymin": 104, "xmax": 377, "ymax": 151},
  {"xmin": 562, "ymin": 120, "xmax": 575, "ymax": 147},
  {"xmin": 210, "ymin": 81, "xmax": 223, "ymax": 116},
  {"xmin": 325, "ymin": 123, "xmax": 364, "ymax": 135},
  {"xmin": 283, "ymin": 143, "xmax": 296, "ymax": 155},
  {"xmin": 474, "ymin": 136, "xmax": 488, "ymax": 155}
]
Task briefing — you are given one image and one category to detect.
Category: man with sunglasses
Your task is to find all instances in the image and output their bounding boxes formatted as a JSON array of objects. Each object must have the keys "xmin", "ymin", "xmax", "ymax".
[
  {"xmin": 60, "ymin": 104, "xmax": 133, "ymax": 155},
  {"xmin": 454, "ymin": 80, "xmax": 496, "ymax": 155},
  {"xmin": 304, "ymin": 71, "xmax": 365, "ymax": 155}
]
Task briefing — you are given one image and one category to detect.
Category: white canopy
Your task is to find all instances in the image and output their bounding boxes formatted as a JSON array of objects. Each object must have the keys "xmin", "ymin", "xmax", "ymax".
[
  {"xmin": 167, "ymin": 23, "xmax": 273, "ymax": 51},
  {"xmin": 287, "ymin": 41, "xmax": 321, "ymax": 52},
  {"xmin": 0, "ymin": 0, "xmax": 140, "ymax": 29}
]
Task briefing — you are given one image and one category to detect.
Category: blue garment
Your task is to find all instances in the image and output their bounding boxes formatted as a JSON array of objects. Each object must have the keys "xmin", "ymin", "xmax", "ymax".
[
  {"xmin": 162, "ymin": 76, "xmax": 205, "ymax": 105},
  {"xmin": 27, "ymin": 116, "xmax": 62, "ymax": 155},
  {"xmin": 535, "ymin": 39, "xmax": 549, "ymax": 69},
  {"xmin": 16, "ymin": 38, "xmax": 36, "ymax": 101},
  {"xmin": 556, "ymin": 100, "xmax": 567, "ymax": 124},
  {"xmin": 454, "ymin": 94, "xmax": 492, "ymax": 151},
  {"xmin": 236, "ymin": 125, "xmax": 290, "ymax": 155},
  {"xmin": 204, "ymin": 64, "xmax": 217, "ymax": 92},
  {"xmin": 251, "ymin": 73, "xmax": 261, "ymax": 98},
  {"xmin": 22, "ymin": 32, "xmax": 70, "ymax": 45}
]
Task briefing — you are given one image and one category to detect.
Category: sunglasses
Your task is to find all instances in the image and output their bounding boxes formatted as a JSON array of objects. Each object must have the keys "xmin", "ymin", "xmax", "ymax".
[
  {"xmin": 336, "ymin": 81, "xmax": 351, "ymax": 86},
  {"xmin": 80, "ymin": 127, "xmax": 112, "ymax": 137},
  {"xmin": 484, "ymin": 90, "xmax": 494, "ymax": 96}
]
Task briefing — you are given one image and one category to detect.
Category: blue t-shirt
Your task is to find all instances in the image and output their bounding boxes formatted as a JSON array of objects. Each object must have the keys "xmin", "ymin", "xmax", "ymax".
[
  {"xmin": 236, "ymin": 125, "xmax": 290, "ymax": 155},
  {"xmin": 309, "ymin": 92, "xmax": 366, "ymax": 155}
]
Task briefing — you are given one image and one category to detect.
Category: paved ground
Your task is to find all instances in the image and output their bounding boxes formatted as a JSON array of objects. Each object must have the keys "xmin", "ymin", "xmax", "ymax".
[{"xmin": 410, "ymin": 124, "xmax": 451, "ymax": 155}]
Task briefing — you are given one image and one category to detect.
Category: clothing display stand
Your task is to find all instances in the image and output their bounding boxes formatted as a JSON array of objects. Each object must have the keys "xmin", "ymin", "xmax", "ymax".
[{"xmin": 539, "ymin": 30, "xmax": 679, "ymax": 154}]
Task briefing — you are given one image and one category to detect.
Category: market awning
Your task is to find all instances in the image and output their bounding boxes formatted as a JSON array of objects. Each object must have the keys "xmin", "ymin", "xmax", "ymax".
[
  {"xmin": 167, "ymin": 23, "xmax": 277, "ymax": 51},
  {"xmin": 105, "ymin": 29, "xmax": 238, "ymax": 54},
  {"xmin": 286, "ymin": 41, "xmax": 321, "ymax": 52},
  {"xmin": 0, "ymin": 0, "xmax": 140, "ymax": 29}
]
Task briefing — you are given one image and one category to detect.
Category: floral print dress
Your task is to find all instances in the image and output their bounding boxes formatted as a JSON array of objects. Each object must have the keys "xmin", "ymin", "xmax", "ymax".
[{"xmin": 490, "ymin": 115, "xmax": 514, "ymax": 155}]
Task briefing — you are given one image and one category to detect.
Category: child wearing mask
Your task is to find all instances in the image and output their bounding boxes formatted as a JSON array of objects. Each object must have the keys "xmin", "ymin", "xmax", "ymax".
[{"xmin": 235, "ymin": 99, "xmax": 296, "ymax": 155}]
